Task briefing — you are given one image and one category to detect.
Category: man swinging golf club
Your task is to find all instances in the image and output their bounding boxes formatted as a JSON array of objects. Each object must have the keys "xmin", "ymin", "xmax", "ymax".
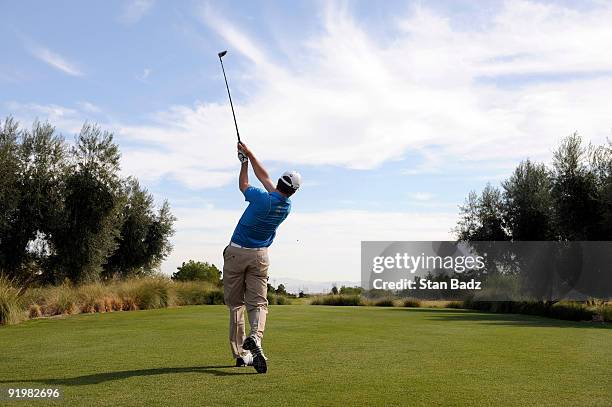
[{"xmin": 223, "ymin": 141, "xmax": 301, "ymax": 374}]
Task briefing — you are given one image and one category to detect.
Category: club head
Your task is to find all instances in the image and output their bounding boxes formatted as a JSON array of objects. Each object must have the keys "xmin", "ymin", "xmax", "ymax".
[{"xmin": 218, "ymin": 50, "xmax": 227, "ymax": 58}]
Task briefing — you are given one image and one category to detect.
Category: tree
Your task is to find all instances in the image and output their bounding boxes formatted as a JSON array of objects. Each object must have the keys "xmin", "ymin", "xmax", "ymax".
[
  {"xmin": 0, "ymin": 117, "xmax": 176, "ymax": 285},
  {"xmin": 104, "ymin": 178, "xmax": 175, "ymax": 279},
  {"xmin": 172, "ymin": 260, "xmax": 221, "ymax": 284},
  {"xmin": 0, "ymin": 119, "xmax": 66, "ymax": 282},
  {"xmin": 590, "ymin": 142, "xmax": 612, "ymax": 238},
  {"xmin": 551, "ymin": 133, "xmax": 601, "ymax": 240},
  {"xmin": 502, "ymin": 160, "xmax": 554, "ymax": 240},
  {"xmin": 331, "ymin": 285, "xmax": 338, "ymax": 295},
  {"xmin": 456, "ymin": 184, "xmax": 508, "ymax": 242},
  {"xmin": 50, "ymin": 124, "xmax": 124, "ymax": 283},
  {"xmin": 0, "ymin": 118, "xmax": 22, "ymax": 276},
  {"xmin": 275, "ymin": 284, "xmax": 287, "ymax": 296}
]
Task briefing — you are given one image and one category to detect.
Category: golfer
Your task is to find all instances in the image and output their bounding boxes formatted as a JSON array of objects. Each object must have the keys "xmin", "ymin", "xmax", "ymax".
[{"xmin": 223, "ymin": 141, "xmax": 301, "ymax": 374}]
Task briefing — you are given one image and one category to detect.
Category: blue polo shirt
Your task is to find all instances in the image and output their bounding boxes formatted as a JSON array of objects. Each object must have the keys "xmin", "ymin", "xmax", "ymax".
[{"xmin": 231, "ymin": 186, "xmax": 291, "ymax": 248}]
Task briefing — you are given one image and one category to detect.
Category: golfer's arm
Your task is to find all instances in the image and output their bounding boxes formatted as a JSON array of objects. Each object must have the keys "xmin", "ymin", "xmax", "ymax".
[
  {"xmin": 249, "ymin": 154, "xmax": 275, "ymax": 192},
  {"xmin": 239, "ymin": 161, "xmax": 249, "ymax": 193}
]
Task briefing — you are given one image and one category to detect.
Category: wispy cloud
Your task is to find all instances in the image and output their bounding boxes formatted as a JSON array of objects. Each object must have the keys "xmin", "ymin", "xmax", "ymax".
[
  {"xmin": 112, "ymin": 1, "xmax": 612, "ymax": 190},
  {"xmin": 119, "ymin": 0, "xmax": 155, "ymax": 24},
  {"xmin": 5, "ymin": 102, "xmax": 84, "ymax": 133},
  {"xmin": 29, "ymin": 46, "xmax": 83, "ymax": 76},
  {"xmin": 136, "ymin": 68, "xmax": 151, "ymax": 82},
  {"xmin": 77, "ymin": 101, "xmax": 101, "ymax": 113}
]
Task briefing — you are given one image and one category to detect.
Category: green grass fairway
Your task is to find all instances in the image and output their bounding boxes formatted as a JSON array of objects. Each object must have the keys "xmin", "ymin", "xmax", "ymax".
[{"xmin": 1, "ymin": 306, "xmax": 610, "ymax": 406}]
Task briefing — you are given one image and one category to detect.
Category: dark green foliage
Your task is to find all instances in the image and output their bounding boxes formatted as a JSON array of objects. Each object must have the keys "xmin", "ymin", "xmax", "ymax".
[
  {"xmin": 551, "ymin": 134, "xmax": 602, "ymax": 240},
  {"xmin": 457, "ymin": 133, "xmax": 612, "ymax": 243},
  {"xmin": 310, "ymin": 294, "xmax": 365, "ymax": 306},
  {"xmin": 462, "ymin": 299, "xmax": 595, "ymax": 322},
  {"xmin": 267, "ymin": 293, "xmax": 290, "ymax": 305},
  {"xmin": 275, "ymin": 283, "xmax": 287, "ymax": 296},
  {"xmin": 0, "ymin": 117, "xmax": 175, "ymax": 284},
  {"xmin": 330, "ymin": 285, "xmax": 338, "ymax": 295},
  {"xmin": 339, "ymin": 285, "xmax": 364, "ymax": 295},
  {"xmin": 50, "ymin": 124, "xmax": 123, "ymax": 283},
  {"xmin": 172, "ymin": 260, "xmax": 221, "ymax": 284},
  {"xmin": 104, "ymin": 179, "xmax": 175, "ymax": 279},
  {"xmin": 372, "ymin": 298, "xmax": 395, "ymax": 307},
  {"xmin": 202, "ymin": 289, "xmax": 224, "ymax": 305},
  {"xmin": 456, "ymin": 184, "xmax": 508, "ymax": 242},
  {"xmin": 502, "ymin": 160, "xmax": 554, "ymax": 240},
  {"xmin": 0, "ymin": 119, "xmax": 66, "ymax": 282},
  {"xmin": 456, "ymin": 134, "xmax": 612, "ymax": 303}
]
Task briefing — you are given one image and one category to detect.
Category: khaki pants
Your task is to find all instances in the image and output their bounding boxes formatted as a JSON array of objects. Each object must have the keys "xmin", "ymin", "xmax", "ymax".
[{"xmin": 222, "ymin": 244, "xmax": 269, "ymax": 359}]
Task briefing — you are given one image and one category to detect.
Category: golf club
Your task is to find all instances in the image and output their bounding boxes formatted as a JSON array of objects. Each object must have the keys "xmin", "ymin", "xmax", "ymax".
[{"xmin": 218, "ymin": 50, "xmax": 241, "ymax": 143}]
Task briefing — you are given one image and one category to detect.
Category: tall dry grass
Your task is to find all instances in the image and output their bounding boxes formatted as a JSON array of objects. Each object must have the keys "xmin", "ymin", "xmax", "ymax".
[
  {"xmin": 0, "ymin": 277, "xmax": 226, "ymax": 326},
  {"xmin": 0, "ymin": 275, "xmax": 26, "ymax": 325}
]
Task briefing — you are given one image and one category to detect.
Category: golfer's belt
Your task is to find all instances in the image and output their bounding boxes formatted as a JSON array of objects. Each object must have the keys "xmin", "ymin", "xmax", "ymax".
[{"xmin": 229, "ymin": 242, "xmax": 266, "ymax": 251}]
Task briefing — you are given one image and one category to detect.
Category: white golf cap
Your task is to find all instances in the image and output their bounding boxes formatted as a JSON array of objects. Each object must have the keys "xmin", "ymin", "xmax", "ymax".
[{"xmin": 279, "ymin": 170, "xmax": 302, "ymax": 190}]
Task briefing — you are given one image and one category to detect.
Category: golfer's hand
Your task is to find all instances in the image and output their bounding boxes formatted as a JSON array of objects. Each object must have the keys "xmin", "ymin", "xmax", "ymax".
[
  {"xmin": 238, "ymin": 148, "xmax": 248, "ymax": 164},
  {"xmin": 238, "ymin": 142, "xmax": 252, "ymax": 158}
]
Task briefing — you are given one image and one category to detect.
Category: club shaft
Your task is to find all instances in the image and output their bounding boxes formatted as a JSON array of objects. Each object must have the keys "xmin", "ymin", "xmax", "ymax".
[{"xmin": 219, "ymin": 57, "xmax": 241, "ymax": 143}]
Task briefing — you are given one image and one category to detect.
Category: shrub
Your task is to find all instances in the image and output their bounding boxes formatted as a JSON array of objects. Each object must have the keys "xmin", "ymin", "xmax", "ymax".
[
  {"xmin": 268, "ymin": 293, "xmax": 291, "ymax": 305},
  {"xmin": 76, "ymin": 283, "xmax": 106, "ymax": 313},
  {"xmin": 445, "ymin": 301, "xmax": 463, "ymax": 309},
  {"xmin": 0, "ymin": 276, "xmax": 26, "ymax": 325},
  {"xmin": 310, "ymin": 295, "xmax": 365, "ymax": 306},
  {"xmin": 174, "ymin": 281, "xmax": 219, "ymax": 305},
  {"xmin": 43, "ymin": 284, "xmax": 79, "ymax": 315},
  {"xmin": 549, "ymin": 302, "xmax": 594, "ymax": 321},
  {"xmin": 373, "ymin": 298, "xmax": 395, "ymax": 307},
  {"xmin": 172, "ymin": 260, "xmax": 221, "ymax": 284},
  {"xmin": 339, "ymin": 286, "xmax": 364, "ymax": 295},
  {"xmin": 118, "ymin": 278, "xmax": 173, "ymax": 310},
  {"xmin": 403, "ymin": 298, "xmax": 422, "ymax": 308},
  {"xmin": 28, "ymin": 303, "xmax": 42, "ymax": 318},
  {"xmin": 203, "ymin": 289, "xmax": 224, "ymax": 305},
  {"xmin": 463, "ymin": 299, "xmax": 595, "ymax": 321},
  {"xmin": 597, "ymin": 304, "xmax": 612, "ymax": 322}
]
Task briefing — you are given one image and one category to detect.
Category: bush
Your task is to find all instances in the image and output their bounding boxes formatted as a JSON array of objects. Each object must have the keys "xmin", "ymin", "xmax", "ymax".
[
  {"xmin": 373, "ymin": 298, "xmax": 395, "ymax": 307},
  {"xmin": 403, "ymin": 298, "xmax": 422, "ymax": 308},
  {"xmin": 172, "ymin": 260, "xmax": 221, "ymax": 284},
  {"xmin": 549, "ymin": 302, "xmax": 594, "ymax": 321},
  {"xmin": 445, "ymin": 301, "xmax": 464, "ymax": 309},
  {"xmin": 463, "ymin": 299, "xmax": 595, "ymax": 321},
  {"xmin": 310, "ymin": 295, "xmax": 365, "ymax": 306},
  {"xmin": 0, "ymin": 276, "xmax": 26, "ymax": 325},
  {"xmin": 203, "ymin": 289, "xmax": 224, "ymax": 305},
  {"xmin": 28, "ymin": 303, "xmax": 42, "ymax": 318},
  {"xmin": 597, "ymin": 304, "xmax": 612, "ymax": 322},
  {"xmin": 268, "ymin": 293, "xmax": 291, "ymax": 305},
  {"xmin": 339, "ymin": 286, "xmax": 364, "ymax": 295},
  {"xmin": 76, "ymin": 283, "xmax": 107, "ymax": 313},
  {"xmin": 42, "ymin": 284, "xmax": 79, "ymax": 315},
  {"xmin": 174, "ymin": 281, "xmax": 219, "ymax": 305},
  {"xmin": 118, "ymin": 278, "xmax": 173, "ymax": 310}
]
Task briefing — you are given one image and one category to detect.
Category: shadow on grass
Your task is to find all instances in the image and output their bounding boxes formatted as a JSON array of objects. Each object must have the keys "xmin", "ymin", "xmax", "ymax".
[
  {"xmin": 392, "ymin": 307, "xmax": 610, "ymax": 329},
  {"xmin": 0, "ymin": 365, "xmax": 256, "ymax": 386}
]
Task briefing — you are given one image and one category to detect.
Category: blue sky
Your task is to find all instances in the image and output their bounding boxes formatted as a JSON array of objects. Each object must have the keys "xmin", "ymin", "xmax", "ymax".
[{"xmin": 2, "ymin": 1, "xmax": 612, "ymax": 290}]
